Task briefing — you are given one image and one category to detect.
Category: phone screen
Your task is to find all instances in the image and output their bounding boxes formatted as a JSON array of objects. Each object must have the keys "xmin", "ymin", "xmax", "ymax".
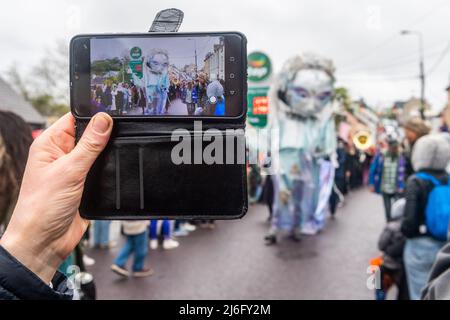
[{"xmin": 87, "ymin": 36, "xmax": 230, "ymax": 117}]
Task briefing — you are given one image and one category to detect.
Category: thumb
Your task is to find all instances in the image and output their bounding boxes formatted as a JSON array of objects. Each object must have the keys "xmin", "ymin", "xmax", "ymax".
[{"xmin": 69, "ymin": 112, "xmax": 113, "ymax": 171}]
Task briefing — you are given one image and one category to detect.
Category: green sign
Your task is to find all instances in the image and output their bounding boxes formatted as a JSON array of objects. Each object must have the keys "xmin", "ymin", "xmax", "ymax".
[
  {"xmin": 129, "ymin": 60, "xmax": 143, "ymax": 79},
  {"xmin": 130, "ymin": 47, "xmax": 142, "ymax": 59},
  {"xmin": 247, "ymin": 87, "xmax": 269, "ymax": 128},
  {"xmin": 248, "ymin": 51, "xmax": 271, "ymax": 82}
]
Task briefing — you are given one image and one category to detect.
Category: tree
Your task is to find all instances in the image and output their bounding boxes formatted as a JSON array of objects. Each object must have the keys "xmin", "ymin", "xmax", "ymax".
[
  {"xmin": 6, "ymin": 40, "xmax": 70, "ymax": 117},
  {"xmin": 28, "ymin": 94, "xmax": 68, "ymax": 117},
  {"xmin": 91, "ymin": 58, "xmax": 122, "ymax": 75},
  {"xmin": 334, "ymin": 87, "xmax": 352, "ymax": 112},
  {"xmin": 333, "ymin": 86, "xmax": 353, "ymax": 128}
]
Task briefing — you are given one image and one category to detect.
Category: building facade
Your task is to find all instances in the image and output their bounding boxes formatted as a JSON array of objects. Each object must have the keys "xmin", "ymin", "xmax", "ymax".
[{"xmin": 203, "ymin": 38, "xmax": 225, "ymax": 81}]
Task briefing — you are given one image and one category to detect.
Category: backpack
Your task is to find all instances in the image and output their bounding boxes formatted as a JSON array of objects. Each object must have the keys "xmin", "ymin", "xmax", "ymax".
[{"xmin": 415, "ymin": 172, "xmax": 450, "ymax": 241}]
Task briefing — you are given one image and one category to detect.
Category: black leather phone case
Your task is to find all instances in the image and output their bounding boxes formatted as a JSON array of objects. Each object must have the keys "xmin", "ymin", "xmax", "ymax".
[{"xmin": 75, "ymin": 118, "xmax": 248, "ymax": 220}]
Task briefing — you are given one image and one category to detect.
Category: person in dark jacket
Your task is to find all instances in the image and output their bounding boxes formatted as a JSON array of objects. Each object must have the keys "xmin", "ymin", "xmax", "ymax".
[
  {"xmin": 138, "ymin": 87, "xmax": 147, "ymax": 114},
  {"xmin": 131, "ymin": 84, "xmax": 139, "ymax": 108},
  {"xmin": 184, "ymin": 81, "xmax": 197, "ymax": 115},
  {"xmin": 95, "ymin": 85, "xmax": 104, "ymax": 103},
  {"xmin": 0, "ymin": 112, "xmax": 113, "ymax": 299},
  {"xmin": 0, "ymin": 246, "xmax": 73, "ymax": 299},
  {"xmin": 329, "ymin": 139, "xmax": 349, "ymax": 217},
  {"xmin": 196, "ymin": 75, "xmax": 208, "ymax": 109},
  {"xmin": 346, "ymin": 147, "xmax": 364, "ymax": 190},
  {"xmin": 103, "ymin": 85, "xmax": 113, "ymax": 110},
  {"xmin": 401, "ymin": 133, "xmax": 450, "ymax": 300},
  {"xmin": 422, "ymin": 238, "xmax": 450, "ymax": 299},
  {"xmin": 115, "ymin": 86, "xmax": 124, "ymax": 115}
]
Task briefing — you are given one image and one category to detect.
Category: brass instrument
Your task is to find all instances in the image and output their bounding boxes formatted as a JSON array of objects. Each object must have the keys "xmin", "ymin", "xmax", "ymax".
[{"xmin": 352, "ymin": 129, "xmax": 373, "ymax": 151}]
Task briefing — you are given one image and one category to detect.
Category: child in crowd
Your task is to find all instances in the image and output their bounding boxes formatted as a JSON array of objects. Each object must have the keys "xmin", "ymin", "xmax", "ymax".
[{"xmin": 375, "ymin": 198, "xmax": 409, "ymax": 300}]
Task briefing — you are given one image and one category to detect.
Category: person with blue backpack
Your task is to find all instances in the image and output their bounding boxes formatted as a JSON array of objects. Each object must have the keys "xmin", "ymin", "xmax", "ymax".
[{"xmin": 401, "ymin": 133, "xmax": 450, "ymax": 300}]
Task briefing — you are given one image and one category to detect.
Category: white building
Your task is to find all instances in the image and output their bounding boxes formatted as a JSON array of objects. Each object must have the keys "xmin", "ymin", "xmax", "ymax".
[{"xmin": 203, "ymin": 39, "xmax": 225, "ymax": 81}]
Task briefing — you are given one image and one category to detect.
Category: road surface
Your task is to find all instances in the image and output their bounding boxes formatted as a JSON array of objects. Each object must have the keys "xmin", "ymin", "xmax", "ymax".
[
  {"xmin": 124, "ymin": 98, "xmax": 187, "ymax": 116},
  {"xmin": 86, "ymin": 188, "xmax": 386, "ymax": 299}
]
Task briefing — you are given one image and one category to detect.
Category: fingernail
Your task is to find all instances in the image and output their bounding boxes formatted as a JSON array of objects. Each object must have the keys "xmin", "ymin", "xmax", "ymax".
[{"xmin": 92, "ymin": 113, "xmax": 111, "ymax": 134}]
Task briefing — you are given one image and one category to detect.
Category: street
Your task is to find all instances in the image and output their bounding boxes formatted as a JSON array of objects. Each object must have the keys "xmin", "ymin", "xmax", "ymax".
[
  {"xmin": 86, "ymin": 187, "xmax": 386, "ymax": 299},
  {"xmin": 123, "ymin": 98, "xmax": 188, "ymax": 116},
  {"xmin": 167, "ymin": 98, "xmax": 188, "ymax": 115}
]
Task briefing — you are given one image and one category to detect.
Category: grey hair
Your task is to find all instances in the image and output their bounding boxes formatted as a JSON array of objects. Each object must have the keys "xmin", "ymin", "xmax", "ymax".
[
  {"xmin": 412, "ymin": 134, "xmax": 450, "ymax": 171},
  {"xmin": 278, "ymin": 52, "xmax": 336, "ymax": 91},
  {"xmin": 148, "ymin": 48, "xmax": 169, "ymax": 61}
]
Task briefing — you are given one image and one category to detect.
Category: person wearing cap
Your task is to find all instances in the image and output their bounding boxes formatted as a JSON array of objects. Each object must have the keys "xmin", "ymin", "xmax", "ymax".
[
  {"xmin": 402, "ymin": 117, "xmax": 431, "ymax": 179},
  {"xmin": 369, "ymin": 134, "xmax": 406, "ymax": 221}
]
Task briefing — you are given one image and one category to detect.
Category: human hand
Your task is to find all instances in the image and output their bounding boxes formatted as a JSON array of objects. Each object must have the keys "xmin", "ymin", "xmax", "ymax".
[{"xmin": 0, "ymin": 112, "xmax": 112, "ymax": 283}]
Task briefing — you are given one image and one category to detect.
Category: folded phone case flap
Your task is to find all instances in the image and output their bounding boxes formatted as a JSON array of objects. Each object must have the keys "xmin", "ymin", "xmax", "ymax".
[{"xmin": 77, "ymin": 120, "xmax": 248, "ymax": 220}]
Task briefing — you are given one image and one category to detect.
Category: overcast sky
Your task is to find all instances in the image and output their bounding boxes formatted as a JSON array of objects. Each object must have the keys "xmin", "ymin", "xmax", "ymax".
[
  {"xmin": 91, "ymin": 36, "xmax": 221, "ymax": 70},
  {"xmin": 1, "ymin": 0, "xmax": 449, "ymax": 110}
]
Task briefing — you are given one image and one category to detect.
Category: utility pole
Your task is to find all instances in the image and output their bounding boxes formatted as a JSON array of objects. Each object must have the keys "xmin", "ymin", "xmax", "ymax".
[
  {"xmin": 419, "ymin": 39, "xmax": 425, "ymax": 120},
  {"xmin": 195, "ymin": 47, "xmax": 198, "ymax": 77},
  {"xmin": 188, "ymin": 38, "xmax": 198, "ymax": 77},
  {"xmin": 122, "ymin": 59, "xmax": 125, "ymax": 83},
  {"xmin": 401, "ymin": 30, "xmax": 426, "ymax": 119}
]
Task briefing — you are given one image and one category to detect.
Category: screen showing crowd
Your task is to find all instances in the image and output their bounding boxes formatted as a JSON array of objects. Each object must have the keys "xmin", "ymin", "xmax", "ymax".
[{"xmin": 90, "ymin": 36, "xmax": 226, "ymax": 116}]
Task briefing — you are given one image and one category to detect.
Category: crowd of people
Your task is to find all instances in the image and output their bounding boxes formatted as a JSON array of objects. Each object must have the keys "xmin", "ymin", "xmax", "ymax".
[
  {"xmin": 251, "ymin": 114, "xmax": 450, "ymax": 300},
  {"xmin": 2, "ymin": 103, "xmax": 450, "ymax": 300},
  {"xmin": 367, "ymin": 117, "xmax": 450, "ymax": 300},
  {"xmin": 90, "ymin": 73, "xmax": 226, "ymax": 117},
  {"xmin": 90, "ymin": 218, "xmax": 211, "ymax": 279}
]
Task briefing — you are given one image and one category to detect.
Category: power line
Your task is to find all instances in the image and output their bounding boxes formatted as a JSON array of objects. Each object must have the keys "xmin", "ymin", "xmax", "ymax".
[
  {"xmin": 340, "ymin": 53, "xmax": 421, "ymax": 73},
  {"xmin": 197, "ymin": 37, "xmax": 217, "ymax": 60},
  {"xmin": 339, "ymin": 0, "xmax": 450, "ymax": 68},
  {"xmin": 339, "ymin": 41, "xmax": 446, "ymax": 73},
  {"xmin": 426, "ymin": 42, "xmax": 450, "ymax": 75},
  {"xmin": 339, "ymin": 34, "xmax": 398, "ymax": 69},
  {"xmin": 338, "ymin": 74, "xmax": 417, "ymax": 82}
]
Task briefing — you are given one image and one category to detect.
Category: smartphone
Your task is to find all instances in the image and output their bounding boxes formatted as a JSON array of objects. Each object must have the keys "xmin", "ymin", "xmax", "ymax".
[{"xmin": 70, "ymin": 32, "xmax": 247, "ymax": 120}]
